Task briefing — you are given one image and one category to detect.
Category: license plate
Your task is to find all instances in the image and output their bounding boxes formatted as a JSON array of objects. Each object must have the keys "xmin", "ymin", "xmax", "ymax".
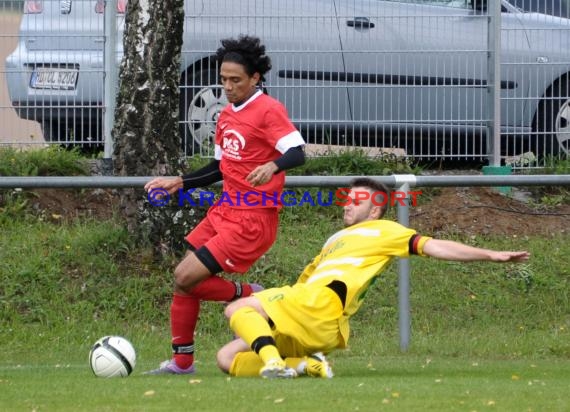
[{"xmin": 30, "ymin": 68, "xmax": 79, "ymax": 90}]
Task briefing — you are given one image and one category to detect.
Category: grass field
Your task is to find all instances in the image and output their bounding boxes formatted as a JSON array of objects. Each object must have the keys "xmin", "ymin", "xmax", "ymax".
[
  {"xmin": 1, "ymin": 148, "xmax": 569, "ymax": 411},
  {"xmin": 1, "ymin": 355, "xmax": 569, "ymax": 411},
  {"xmin": 2, "ymin": 217, "xmax": 568, "ymax": 411}
]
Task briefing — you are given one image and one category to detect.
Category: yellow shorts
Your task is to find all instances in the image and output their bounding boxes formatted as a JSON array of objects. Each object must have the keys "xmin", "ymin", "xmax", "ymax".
[{"xmin": 255, "ymin": 283, "xmax": 345, "ymax": 357}]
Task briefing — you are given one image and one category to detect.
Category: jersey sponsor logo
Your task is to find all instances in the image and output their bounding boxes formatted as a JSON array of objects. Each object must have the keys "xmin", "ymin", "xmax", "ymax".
[{"xmin": 222, "ymin": 129, "xmax": 246, "ymax": 160}]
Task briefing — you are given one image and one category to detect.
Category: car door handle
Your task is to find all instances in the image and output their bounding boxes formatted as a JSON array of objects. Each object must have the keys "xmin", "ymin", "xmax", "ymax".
[{"xmin": 346, "ymin": 17, "xmax": 375, "ymax": 29}]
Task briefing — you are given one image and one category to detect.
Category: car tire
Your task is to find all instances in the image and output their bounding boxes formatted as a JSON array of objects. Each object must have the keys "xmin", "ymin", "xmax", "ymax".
[
  {"xmin": 179, "ymin": 67, "xmax": 227, "ymax": 156},
  {"xmin": 534, "ymin": 78, "xmax": 570, "ymax": 157}
]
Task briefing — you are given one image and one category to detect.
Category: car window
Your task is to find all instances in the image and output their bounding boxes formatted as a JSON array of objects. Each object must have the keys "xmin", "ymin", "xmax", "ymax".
[
  {"xmin": 383, "ymin": 0, "xmax": 473, "ymax": 9},
  {"xmin": 507, "ymin": 0, "xmax": 570, "ymax": 17}
]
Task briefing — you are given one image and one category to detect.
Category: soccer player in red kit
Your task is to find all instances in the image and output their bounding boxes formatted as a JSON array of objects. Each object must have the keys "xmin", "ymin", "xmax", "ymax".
[{"xmin": 144, "ymin": 35, "xmax": 306, "ymax": 374}]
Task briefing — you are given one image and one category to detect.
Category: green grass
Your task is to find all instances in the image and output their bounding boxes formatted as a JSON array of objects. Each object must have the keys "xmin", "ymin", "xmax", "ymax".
[
  {"xmin": 521, "ymin": 155, "xmax": 570, "ymax": 206},
  {"xmin": 1, "ymin": 148, "xmax": 570, "ymax": 411},
  {"xmin": 0, "ymin": 146, "xmax": 89, "ymax": 177},
  {"xmin": 1, "ymin": 356, "xmax": 569, "ymax": 411},
  {"xmin": 1, "ymin": 214, "xmax": 569, "ymax": 411}
]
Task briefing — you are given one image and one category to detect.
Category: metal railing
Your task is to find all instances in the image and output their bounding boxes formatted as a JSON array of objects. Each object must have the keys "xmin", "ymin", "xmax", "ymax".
[{"xmin": 2, "ymin": 173, "xmax": 570, "ymax": 350}]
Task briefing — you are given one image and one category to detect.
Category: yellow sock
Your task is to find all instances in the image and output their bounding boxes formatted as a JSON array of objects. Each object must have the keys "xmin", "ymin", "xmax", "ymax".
[
  {"xmin": 285, "ymin": 357, "xmax": 304, "ymax": 372},
  {"xmin": 258, "ymin": 346, "xmax": 282, "ymax": 365},
  {"xmin": 229, "ymin": 354, "xmax": 304, "ymax": 377},
  {"xmin": 229, "ymin": 351, "xmax": 264, "ymax": 377},
  {"xmin": 230, "ymin": 306, "xmax": 273, "ymax": 344},
  {"xmin": 229, "ymin": 307, "xmax": 282, "ymax": 364}
]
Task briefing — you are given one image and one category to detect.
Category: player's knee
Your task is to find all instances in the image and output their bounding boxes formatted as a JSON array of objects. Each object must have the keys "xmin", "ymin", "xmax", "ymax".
[
  {"xmin": 216, "ymin": 347, "xmax": 232, "ymax": 374},
  {"xmin": 173, "ymin": 266, "xmax": 195, "ymax": 291},
  {"xmin": 173, "ymin": 266, "xmax": 187, "ymax": 287},
  {"xmin": 225, "ymin": 297, "xmax": 262, "ymax": 321},
  {"xmin": 223, "ymin": 302, "xmax": 237, "ymax": 320}
]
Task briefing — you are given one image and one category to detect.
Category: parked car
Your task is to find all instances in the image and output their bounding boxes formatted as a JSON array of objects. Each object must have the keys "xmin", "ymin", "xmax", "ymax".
[
  {"xmin": 510, "ymin": 0, "xmax": 570, "ymax": 18},
  {"xmin": 5, "ymin": 0, "xmax": 570, "ymax": 158}
]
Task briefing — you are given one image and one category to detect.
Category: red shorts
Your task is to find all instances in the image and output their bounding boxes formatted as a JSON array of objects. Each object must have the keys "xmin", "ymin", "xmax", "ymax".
[{"xmin": 185, "ymin": 206, "xmax": 279, "ymax": 273}]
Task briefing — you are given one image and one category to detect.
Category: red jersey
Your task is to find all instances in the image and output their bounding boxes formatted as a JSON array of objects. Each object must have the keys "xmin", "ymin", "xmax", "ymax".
[{"xmin": 214, "ymin": 90, "xmax": 305, "ymax": 209}]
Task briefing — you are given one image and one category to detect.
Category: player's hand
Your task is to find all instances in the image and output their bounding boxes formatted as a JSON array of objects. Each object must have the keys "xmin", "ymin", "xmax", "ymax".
[
  {"xmin": 491, "ymin": 251, "xmax": 530, "ymax": 262},
  {"xmin": 144, "ymin": 177, "xmax": 183, "ymax": 195},
  {"xmin": 246, "ymin": 162, "xmax": 279, "ymax": 186}
]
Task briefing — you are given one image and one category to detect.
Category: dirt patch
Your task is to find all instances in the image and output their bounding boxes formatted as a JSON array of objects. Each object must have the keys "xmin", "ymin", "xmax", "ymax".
[
  {"xmin": 24, "ymin": 185, "xmax": 570, "ymax": 237},
  {"xmin": 28, "ymin": 188, "xmax": 120, "ymax": 222},
  {"xmin": 410, "ymin": 186, "xmax": 569, "ymax": 237}
]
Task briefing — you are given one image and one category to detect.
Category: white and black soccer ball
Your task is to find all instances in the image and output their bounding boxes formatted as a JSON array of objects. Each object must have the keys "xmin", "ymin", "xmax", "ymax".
[{"xmin": 89, "ymin": 336, "xmax": 136, "ymax": 378}]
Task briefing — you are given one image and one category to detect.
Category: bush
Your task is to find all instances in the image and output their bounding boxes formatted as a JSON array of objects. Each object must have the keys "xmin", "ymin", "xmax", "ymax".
[{"xmin": 0, "ymin": 146, "xmax": 89, "ymax": 177}]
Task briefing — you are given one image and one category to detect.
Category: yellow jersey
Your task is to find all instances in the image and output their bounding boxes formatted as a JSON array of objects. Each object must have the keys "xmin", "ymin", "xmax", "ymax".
[{"xmin": 297, "ymin": 219, "xmax": 431, "ymax": 318}]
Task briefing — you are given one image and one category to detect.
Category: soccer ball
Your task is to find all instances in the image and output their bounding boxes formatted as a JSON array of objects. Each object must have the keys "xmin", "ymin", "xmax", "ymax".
[{"xmin": 89, "ymin": 336, "xmax": 136, "ymax": 378}]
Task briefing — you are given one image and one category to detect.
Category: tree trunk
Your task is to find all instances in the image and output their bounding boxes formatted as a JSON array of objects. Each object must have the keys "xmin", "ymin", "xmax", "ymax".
[{"xmin": 112, "ymin": 0, "xmax": 202, "ymax": 254}]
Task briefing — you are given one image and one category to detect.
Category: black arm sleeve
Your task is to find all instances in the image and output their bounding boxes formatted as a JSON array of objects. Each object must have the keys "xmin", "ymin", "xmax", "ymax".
[
  {"xmin": 273, "ymin": 145, "xmax": 305, "ymax": 174},
  {"xmin": 181, "ymin": 159, "xmax": 223, "ymax": 191}
]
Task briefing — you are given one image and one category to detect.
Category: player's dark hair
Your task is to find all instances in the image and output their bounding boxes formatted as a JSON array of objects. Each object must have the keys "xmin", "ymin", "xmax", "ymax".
[
  {"xmin": 349, "ymin": 177, "xmax": 390, "ymax": 218},
  {"xmin": 216, "ymin": 35, "xmax": 272, "ymax": 83}
]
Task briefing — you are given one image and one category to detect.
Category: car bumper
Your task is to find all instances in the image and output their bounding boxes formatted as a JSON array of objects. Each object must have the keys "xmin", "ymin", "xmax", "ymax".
[{"xmin": 5, "ymin": 43, "xmax": 105, "ymax": 122}]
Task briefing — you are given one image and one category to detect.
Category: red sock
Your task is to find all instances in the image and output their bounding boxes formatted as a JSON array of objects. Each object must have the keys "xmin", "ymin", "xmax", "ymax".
[
  {"xmin": 170, "ymin": 293, "xmax": 199, "ymax": 369},
  {"xmin": 190, "ymin": 275, "xmax": 253, "ymax": 301}
]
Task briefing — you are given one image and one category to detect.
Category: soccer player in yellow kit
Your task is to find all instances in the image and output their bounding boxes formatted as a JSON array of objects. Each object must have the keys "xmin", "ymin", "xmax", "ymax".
[{"xmin": 217, "ymin": 178, "xmax": 530, "ymax": 378}]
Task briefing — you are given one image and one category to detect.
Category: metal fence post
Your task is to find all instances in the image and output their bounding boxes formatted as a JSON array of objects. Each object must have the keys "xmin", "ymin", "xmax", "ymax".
[
  {"xmin": 103, "ymin": 0, "xmax": 118, "ymax": 159},
  {"xmin": 487, "ymin": 0, "xmax": 502, "ymax": 166},
  {"xmin": 394, "ymin": 175, "xmax": 417, "ymax": 352},
  {"xmin": 397, "ymin": 183, "xmax": 411, "ymax": 351}
]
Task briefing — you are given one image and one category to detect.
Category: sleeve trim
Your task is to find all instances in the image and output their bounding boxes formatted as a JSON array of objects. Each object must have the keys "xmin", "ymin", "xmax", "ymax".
[
  {"xmin": 275, "ymin": 130, "xmax": 306, "ymax": 154},
  {"xmin": 408, "ymin": 234, "xmax": 422, "ymax": 255}
]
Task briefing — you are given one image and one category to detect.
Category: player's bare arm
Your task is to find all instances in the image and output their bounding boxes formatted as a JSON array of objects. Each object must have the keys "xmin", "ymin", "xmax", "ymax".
[
  {"xmin": 144, "ymin": 176, "xmax": 183, "ymax": 194},
  {"xmin": 422, "ymin": 239, "xmax": 530, "ymax": 263},
  {"xmin": 145, "ymin": 159, "xmax": 223, "ymax": 194}
]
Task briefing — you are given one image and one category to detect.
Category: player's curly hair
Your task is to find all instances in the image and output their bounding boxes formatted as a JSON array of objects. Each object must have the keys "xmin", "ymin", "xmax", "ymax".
[{"xmin": 216, "ymin": 35, "xmax": 272, "ymax": 82}]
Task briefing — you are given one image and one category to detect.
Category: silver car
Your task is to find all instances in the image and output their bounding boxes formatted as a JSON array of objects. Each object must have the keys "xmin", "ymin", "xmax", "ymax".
[{"xmin": 5, "ymin": 0, "xmax": 570, "ymax": 157}]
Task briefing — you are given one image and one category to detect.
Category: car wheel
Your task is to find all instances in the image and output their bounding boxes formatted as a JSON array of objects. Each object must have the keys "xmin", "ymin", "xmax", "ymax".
[
  {"xmin": 535, "ymin": 78, "xmax": 570, "ymax": 157},
  {"xmin": 179, "ymin": 67, "xmax": 227, "ymax": 155}
]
